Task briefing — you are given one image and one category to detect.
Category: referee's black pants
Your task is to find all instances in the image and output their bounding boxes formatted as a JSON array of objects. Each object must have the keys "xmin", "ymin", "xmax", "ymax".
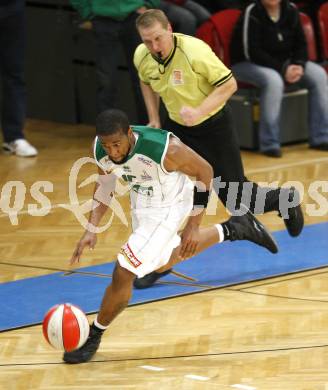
[{"xmin": 164, "ymin": 105, "xmax": 281, "ymax": 214}]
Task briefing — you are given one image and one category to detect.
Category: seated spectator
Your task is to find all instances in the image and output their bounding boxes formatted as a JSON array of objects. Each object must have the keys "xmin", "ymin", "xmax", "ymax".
[
  {"xmin": 159, "ymin": 0, "xmax": 210, "ymax": 35},
  {"xmin": 230, "ymin": 0, "xmax": 328, "ymax": 157},
  {"xmin": 0, "ymin": 0, "xmax": 37, "ymax": 157}
]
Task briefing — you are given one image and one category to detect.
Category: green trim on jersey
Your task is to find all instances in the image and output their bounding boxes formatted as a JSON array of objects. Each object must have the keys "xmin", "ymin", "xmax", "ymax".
[
  {"xmin": 95, "ymin": 138, "xmax": 107, "ymax": 162},
  {"xmin": 131, "ymin": 126, "xmax": 169, "ymax": 164}
]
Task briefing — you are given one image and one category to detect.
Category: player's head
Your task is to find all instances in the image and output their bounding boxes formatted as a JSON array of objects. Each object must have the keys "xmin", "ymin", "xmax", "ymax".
[
  {"xmin": 136, "ymin": 9, "xmax": 173, "ymax": 61},
  {"xmin": 96, "ymin": 109, "xmax": 134, "ymax": 164}
]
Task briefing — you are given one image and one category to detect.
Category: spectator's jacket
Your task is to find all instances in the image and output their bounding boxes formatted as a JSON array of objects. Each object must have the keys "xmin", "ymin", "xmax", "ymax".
[
  {"xmin": 70, "ymin": 0, "xmax": 160, "ymax": 21},
  {"xmin": 230, "ymin": 0, "xmax": 308, "ymax": 75},
  {"xmin": 0, "ymin": 0, "xmax": 24, "ymax": 18}
]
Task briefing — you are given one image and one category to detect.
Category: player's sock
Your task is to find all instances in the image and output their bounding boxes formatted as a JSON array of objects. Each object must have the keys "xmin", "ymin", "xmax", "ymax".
[
  {"xmin": 215, "ymin": 223, "xmax": 225, "ymax": 243},
  {"xmin": 219, "ymin": 221, "xmax": 233, "ymax": 241},
  {"xmin": 93, "ymin": 317, "xmax": 108, "ymax": 331}
]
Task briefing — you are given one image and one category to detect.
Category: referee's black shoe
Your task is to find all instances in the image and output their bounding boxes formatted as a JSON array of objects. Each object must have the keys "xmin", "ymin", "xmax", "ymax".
[
  {"xmin": 134, "ymin": 269, "xmax": 172, "ymax": 289},
  {"xmin": 63, "ymin": 324, "xmax": 103, "ymax": 364},
  {"xmin": 226, "ymin": 207, "xmax": 278, "ymax": 254},
  {"xmin": 279, "ymin": 187, "xmax": 304, "ymax": 237}
]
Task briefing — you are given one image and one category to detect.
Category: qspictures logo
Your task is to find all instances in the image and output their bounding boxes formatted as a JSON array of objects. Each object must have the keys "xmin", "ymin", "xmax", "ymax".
[
  {"xmin": 0, "ymin": 157, "xmax": 328, "ymax": 232},
  {"xmin": 0, "ymin": 157, "xmax": 130, "ymax": 233}
]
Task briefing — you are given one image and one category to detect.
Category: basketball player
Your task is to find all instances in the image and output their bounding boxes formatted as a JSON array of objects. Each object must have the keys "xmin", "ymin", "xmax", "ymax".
[
  {"xmin": 133, "ymin": 9, "xmax": 304, "ymax": 287},
  {"xmin": 63, "ymin": 108, "xmax": 277, "ymax": 363}
]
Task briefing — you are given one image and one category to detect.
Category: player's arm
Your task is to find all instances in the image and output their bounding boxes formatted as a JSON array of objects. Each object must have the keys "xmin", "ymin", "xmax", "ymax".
[
  {"xmin": 164, "ymin": 136, "xmax": 214, "ymax": 258},
  {"xmin": 86, "ymin": 167, "xmax": 112, "ymax": 227},
  {"xmin": 70, "ymin": 165, "xmax": 117, "ymax": 265},
  {"xmin": 180, "ymin": 76, "xmax": 237, "ymax": 126},
  {"xmin": 140, "ymin": 80, "xmax": 161, "ymax": 128}
]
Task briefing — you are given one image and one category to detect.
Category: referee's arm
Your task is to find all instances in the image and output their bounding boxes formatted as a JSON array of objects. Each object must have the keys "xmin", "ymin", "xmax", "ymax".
[
  {"xmin": 140, "ymin": 81, "xmax": 161, "ymax": 128},
  {"xmin": 180, "ymin": 76, "xmax": 237, "ymax": 126},
  {"xmin": 198, "ymin": 76, "xmax": 237, "ymax": 117}
]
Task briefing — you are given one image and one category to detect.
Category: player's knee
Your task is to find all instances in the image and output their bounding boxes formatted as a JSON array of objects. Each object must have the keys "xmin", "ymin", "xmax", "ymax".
[{"xmin": 112, "ymin": 262, "xmax": 135, "ymax": 287}]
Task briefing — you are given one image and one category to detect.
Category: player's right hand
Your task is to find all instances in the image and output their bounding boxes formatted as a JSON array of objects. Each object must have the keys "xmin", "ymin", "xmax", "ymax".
[{"xmin": 70, "ymin": 231, "xmax": 97, "ymax": 265}]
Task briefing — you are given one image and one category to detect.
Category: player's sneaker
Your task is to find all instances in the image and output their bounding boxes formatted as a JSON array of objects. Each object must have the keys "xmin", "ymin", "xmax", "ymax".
[
  {"xmin": 279, "ymin": 187, "xmax": 304, "ymax": 237},
  {"xmin": 3, "ymin": 139, "xmax": 38, "ymax": 157},
  {"xmin": 227, "ymin": 206, "xmax": 278, "ymax": 254},
  {"xmin": 134, "ymin": 269, "xmax": 172, "ymax": 289},
  {"xmin": 63, "ymin": 324, "xmax": 103, "ymax": 364}
]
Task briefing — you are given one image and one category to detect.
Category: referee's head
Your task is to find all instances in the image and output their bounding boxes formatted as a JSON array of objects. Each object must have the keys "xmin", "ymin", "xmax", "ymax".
[
  {"xmin": 136, "ymin": 9, "xmax": 174, "ymax": 61},
  {"xmin": 136, "ymin": 9, "xmax": 170, "ymax": 31}
]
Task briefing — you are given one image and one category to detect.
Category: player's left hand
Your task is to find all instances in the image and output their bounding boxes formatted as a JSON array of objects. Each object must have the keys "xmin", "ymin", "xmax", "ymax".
[
  {"xmin": 180, "ymin": 106, "xmax": 201, "ymax": 126},
  {"xmin": 179, "ymin": 224, "xmax": 200, "ymax": 259}
]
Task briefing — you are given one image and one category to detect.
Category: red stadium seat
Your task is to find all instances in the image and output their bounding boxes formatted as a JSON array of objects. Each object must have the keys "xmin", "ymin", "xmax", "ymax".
[
  {"xmin": 208, "ymin": 9, "xmax": 241, "ymax": 67},
  {"xmin": 299, "ymin": 12, "xmax": 317, "ymax": 61},
  {"xmin": 196, "ymin": 9, "xmax": 241, "ymax": 67},
  {"xmin": 196, "ymin": 18, "xmax": 222, "ymax": 61},
  {"xmin": 318, "ymin": 2, "xmax": 328, "ymax": 60}
]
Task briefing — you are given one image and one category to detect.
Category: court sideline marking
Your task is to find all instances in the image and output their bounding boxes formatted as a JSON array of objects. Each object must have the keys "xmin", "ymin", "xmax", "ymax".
[
  {"xmin": 246, "ymin": 155, "xmax": 328, "ymax": 174},
  {"xmin": 1, "ymin": 342, "xmax": 328, "ymax": 367}
]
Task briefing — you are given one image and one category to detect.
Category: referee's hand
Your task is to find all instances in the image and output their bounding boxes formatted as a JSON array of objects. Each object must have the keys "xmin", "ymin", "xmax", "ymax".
[{"xmin": 180, "ymin": 106, "xmax": 201, "ymax": 126}]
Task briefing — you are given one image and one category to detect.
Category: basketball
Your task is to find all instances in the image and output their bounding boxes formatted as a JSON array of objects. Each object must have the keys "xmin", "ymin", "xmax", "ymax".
[{"xmin": 42, "ymin": 303, "xmax": 90, "ymax": 352}]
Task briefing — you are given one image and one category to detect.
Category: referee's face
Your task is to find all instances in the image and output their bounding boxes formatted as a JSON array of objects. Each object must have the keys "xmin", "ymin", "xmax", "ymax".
[{"xmin": 138, "ymin": 21, "xmax": 174, "ymax": 61}]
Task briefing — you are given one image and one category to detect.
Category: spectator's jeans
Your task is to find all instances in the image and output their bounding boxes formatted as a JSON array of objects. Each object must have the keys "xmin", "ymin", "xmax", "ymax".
[
  {"xmin": 159, "ymin": 0, "xmax": 210, "ymax": 36},
  {"xmin": 93, "ymin": 13, "xmax": 147, "ymax": 123},
  {"xmin": 0, "ymin": 10, "xmax": 26, "ymax": 143},
  {"xmin": 232, "ymin": 61, "xmax": 328, "ymax": 151}
]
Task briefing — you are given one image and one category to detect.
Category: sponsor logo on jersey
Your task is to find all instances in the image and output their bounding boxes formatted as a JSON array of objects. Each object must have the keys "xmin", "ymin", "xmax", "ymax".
[
  {"xmin": 121, "ymin": 244, "xmax": 141, "ymax": 268},
  {"xmin": 132, "ymin": 185, "xmax": 154, "ymax": 197},
  {"xmin": 141, "ymin": 170, "xmax": 152, "ymax": 181},
  {"xmin": 172, "ymin": 69, "xmax": 184, "ymax": 85},
  {"xmin": 138, "ymin": 156, "xmax": 152, "ymax": 166},
  {"xmin": 123, "ymin": 165, "xmax": 131, "ymax": 172}
]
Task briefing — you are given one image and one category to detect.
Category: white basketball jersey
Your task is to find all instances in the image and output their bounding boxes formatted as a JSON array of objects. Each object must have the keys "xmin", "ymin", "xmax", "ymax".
[{"xmin": 94, "ymin": 126, "xmax": 193, "ymax": 209}]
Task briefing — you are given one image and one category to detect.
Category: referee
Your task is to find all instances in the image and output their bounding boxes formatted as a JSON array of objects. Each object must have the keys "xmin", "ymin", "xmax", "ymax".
[{"xmin": 133, "ymin": 11, "xmax": 304, "ymax": 223}]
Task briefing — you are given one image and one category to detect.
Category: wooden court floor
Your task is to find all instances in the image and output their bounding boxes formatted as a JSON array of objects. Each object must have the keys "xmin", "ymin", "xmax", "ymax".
[{"xmin": 1, "ymin": 119, "xmax": 328, "ymax": 390}]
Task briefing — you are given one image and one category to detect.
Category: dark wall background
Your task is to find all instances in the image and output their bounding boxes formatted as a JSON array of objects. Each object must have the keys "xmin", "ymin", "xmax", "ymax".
[{"xmin": 25, "ymin": 0, "xmax": 138, "ymax": 124}]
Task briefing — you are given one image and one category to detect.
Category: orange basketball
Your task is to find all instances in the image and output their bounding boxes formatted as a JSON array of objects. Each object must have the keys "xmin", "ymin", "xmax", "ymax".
[{"xmin": 42, "ymin": 303, "xmax": 90, "ymax": 352}]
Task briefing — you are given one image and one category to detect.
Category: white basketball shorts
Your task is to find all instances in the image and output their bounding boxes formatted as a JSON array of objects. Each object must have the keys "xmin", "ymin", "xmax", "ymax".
[{"xmin": 117, "ymin": 190, "xmax": 193, "ymax": 278}]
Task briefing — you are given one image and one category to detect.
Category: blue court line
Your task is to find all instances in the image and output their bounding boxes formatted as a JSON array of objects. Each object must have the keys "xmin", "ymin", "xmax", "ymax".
[{"xmin": 1, "ymin": 222, "xmax": 328, "ymax": 331}]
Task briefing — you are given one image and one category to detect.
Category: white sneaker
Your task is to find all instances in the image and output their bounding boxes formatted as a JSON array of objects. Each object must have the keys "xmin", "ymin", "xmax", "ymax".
[{"xmin": 3, "ymin": 139, "xmax": 38, "ymax": 157}]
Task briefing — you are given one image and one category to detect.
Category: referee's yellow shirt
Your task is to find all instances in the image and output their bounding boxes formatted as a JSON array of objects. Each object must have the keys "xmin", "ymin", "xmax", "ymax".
[{"xmin": 134, "ymin": 33, "xmax": 233, "ymax": 126}]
